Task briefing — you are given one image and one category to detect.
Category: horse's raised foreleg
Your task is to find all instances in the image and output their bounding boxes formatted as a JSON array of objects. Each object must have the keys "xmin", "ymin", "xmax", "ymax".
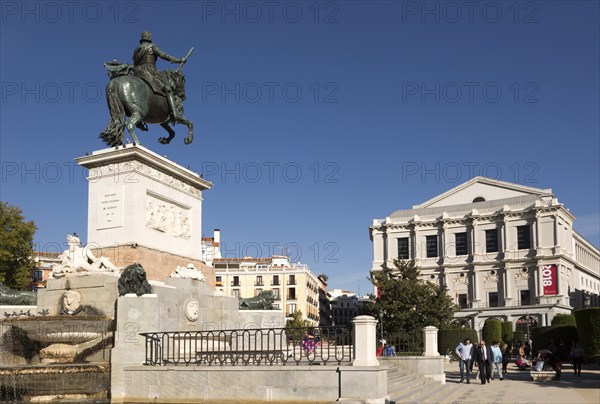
[
  {"xmin": 158, "ymin": 122, "xmax": 175, "ymax": 144},
  {"xmin": 125, "ymin": 112, "xmax": 143, "ymax": 146}
]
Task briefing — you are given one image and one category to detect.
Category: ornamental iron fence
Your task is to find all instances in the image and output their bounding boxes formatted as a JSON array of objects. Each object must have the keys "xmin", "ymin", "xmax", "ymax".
[{"xmin": 141, "ymin": 326, "xmax": 353, "ymax": 366}]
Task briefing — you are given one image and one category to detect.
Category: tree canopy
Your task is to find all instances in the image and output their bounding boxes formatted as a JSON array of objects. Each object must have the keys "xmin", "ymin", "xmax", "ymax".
[
  {"xmin": 0, "ymin": 201, "xmax": 37, "ymax": 290},
  {"xmin": 365, "ymin": 259, "xmax": 456, "ymax": 337}
]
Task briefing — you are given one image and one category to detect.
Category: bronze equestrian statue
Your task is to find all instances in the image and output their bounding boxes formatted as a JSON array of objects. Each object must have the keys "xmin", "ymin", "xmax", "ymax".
[{"xmin": 100, "ymin": 31, "xmax": 194, "ymax": 147}]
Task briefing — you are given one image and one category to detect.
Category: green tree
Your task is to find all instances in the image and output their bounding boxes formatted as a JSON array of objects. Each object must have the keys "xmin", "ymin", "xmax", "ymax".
[
  {"xmin": 0, "ymin": 202, "xmax": 37, "ymax": 290},
  {"xmin": 285, "ymin": 310, "xmax": 311, "ymax": 340},
  {"xmin": 365, "ymin": 259, "xmax": 456, "ymax": 337}
]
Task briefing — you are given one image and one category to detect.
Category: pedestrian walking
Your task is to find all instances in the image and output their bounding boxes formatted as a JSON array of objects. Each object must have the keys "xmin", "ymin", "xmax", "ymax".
[
  {"xmin": 491, "ymin": 341, "xmax": 503, "ymax": 380},
  {"xmin": 455, "ymin": 338, "xmax": 474, "ymax": 384},
  {"xmin": 570, "ymin": 342, "xmax": 584, "ymax": 376}
]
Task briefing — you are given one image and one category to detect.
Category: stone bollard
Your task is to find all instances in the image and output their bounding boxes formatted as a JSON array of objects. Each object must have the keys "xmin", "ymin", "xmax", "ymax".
[
  {"xmin": 352, "ymin": 315, "xmax": 380, "ymax": 366},
  {"xmin": 423, "ymin": 325, "xmax": 439, "ymax": 356}
]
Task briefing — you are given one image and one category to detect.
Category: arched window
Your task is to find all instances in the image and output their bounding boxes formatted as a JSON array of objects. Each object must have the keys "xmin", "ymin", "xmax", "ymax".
[{"xmin": 473, "ymin": 197, "xmax": 486, "ymax": 203}]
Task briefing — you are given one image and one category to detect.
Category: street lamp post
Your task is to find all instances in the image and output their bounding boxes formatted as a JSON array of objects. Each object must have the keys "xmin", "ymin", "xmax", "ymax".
[{"xmin": 378, "ymin": 309, "xmax": 385, "ymax": 340}]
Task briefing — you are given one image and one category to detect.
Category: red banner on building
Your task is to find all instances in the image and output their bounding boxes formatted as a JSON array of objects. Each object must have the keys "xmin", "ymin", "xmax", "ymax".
[{"xmin": 542, "ymin": 264, "xmax": 558, "ymax": 295}]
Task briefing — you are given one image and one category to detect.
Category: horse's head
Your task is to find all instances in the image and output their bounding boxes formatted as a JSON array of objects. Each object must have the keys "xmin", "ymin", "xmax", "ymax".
[{"xmin": 166, "ymin": 70, "xmax": 186, "ymax": 100}]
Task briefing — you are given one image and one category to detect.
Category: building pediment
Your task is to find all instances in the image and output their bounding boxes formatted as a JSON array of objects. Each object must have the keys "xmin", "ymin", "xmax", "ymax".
[{"xmin": 413, "ymin": 176, "xmax": 552, "ymax": 209}]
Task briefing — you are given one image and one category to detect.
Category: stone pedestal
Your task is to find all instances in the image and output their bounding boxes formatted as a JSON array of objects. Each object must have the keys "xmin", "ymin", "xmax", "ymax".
[
  {"xmin": 352, "ymin": 315, "xmax": 379, "ymax": 367},
  {"xmin": 76, "ymin": 145, "xmax": 213, "ymax": 282},
  {"xmin": 423, "ymin": 325, "xmax": 439, "ymax": 357}
]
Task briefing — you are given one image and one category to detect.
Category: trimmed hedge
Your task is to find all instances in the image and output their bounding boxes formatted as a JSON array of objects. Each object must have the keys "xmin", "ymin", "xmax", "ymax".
[
  {"xmin": 482, "ymin": 319, "xmax": 502, "ymax": 344},
  {"xmin": 574, "ymin": 307, "xmax": 600, "ymax": 362},
  {"xmin": 501, "ymin": 321, "xmax": 514, "ymax": 345},
  {"xmin": 513, "ymin": 331, "xmax": 526, "ymax": 345},
  {"xmin": 531, "ymin": 325, "xmax": 578, "ymax": 360},
  {"xmin": 551, "ymin": 314, "xmax": 576, "ymax": 327},
  {"xmin": 438, "ymin": 329, "xmax": 478, "ymax": 355}
]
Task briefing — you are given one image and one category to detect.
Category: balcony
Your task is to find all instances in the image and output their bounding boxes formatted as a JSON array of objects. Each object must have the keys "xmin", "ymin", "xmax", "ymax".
[
  {"xmin": 231, "ymin": 281, "xmax": 240, "ymax": 287},
  {"xmin": 255, "ymin": 281, "xmax": 264, "ymax": 286},
  {"xmin": 271, "ymin": 281, "xmax": 280, "ymax": 286},
  {"xmin": 216, "ymin": 281, "xmax": 223, "ymax": 287}
]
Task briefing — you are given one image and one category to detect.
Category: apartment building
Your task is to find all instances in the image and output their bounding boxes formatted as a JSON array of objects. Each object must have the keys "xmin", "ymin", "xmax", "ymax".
[{"xmin": 213, "ymin": 255, "xmax": 322, "ymax": 325}]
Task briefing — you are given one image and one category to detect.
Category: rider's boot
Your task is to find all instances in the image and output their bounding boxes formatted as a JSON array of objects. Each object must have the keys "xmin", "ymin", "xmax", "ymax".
[{"xmin": 165, "ymin": 89, "xmax": 183, "ymax": 122}]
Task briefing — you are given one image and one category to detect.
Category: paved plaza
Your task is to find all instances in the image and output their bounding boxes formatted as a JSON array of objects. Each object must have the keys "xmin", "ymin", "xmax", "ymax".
[{"xmin": 440, "ymin": 361, "xmax": 600, "ymax": 404}]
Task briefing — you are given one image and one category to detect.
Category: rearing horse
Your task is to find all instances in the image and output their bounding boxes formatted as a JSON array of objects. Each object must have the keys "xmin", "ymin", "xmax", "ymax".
[{"xmin": 100, "ymin": 69, "xmax": 193, "ymax": 147}]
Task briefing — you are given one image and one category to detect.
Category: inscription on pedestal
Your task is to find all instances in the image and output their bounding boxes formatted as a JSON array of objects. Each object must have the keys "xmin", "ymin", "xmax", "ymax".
[{"xmin": 98, "ymin": 188, "xmax": 124, "ymax": 230}]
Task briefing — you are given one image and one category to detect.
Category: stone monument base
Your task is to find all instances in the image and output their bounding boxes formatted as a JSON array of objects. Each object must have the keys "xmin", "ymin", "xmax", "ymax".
[{"xmin": 91, "ymin": 244, "xmax": 215, "ymax": 288}]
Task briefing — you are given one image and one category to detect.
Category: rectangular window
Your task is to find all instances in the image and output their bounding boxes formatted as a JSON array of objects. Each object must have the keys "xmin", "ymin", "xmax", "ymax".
[
  {"xmin": 288, "ymin": 287, "xmax": 296, "ymax": 300},
  {"xmin": 520, "ymin": 289, "xmax": 531, "ymax": 305},
  {"xmin": 255, "ymin": 288, "xmax": 262, "ymax": 296},
  {"xmin": 517, "ymin": 225, "xmax": 531, "ymax": 250},
  {"xmin": 272, "ymin": 275, "xmax": 280, "ymax": 285},
  {"xmin": 485, "ymin": 229, "xmax": 499, "ymax": 253},
  {"xmin": 272, "ymin": 288, "xmax": 280, "ymax": 299},
  {"xmin": 455, "ymin": 233, "xmax": 468, "ymax": 256},
  {"xmin": 397, "ymin": 237, "xmax": 409, "ymax": 259},
  {"xmin": 256, "ymin": 275, "xmax": 263, "ymax": 286},
  {"xmin": 232, "ymin": 276, "xmax": 240, "ymax": 286},
  {"xmin": 232, "ymin": 289, "xmax": 239, "ymax": 298},
  {"xmin": 289, "ymin": 275, "xmax": 296, "ymax": 285},
  {"xmin": 287, "ymin": 303, "xmax": 296, "ymax": 316},
  {"xmin": 426, "ymin": 235, "xmax": 438, "ymax": 258},
  {"xmin": 488, "ymin": 292, "xmax": 499, "ymax": 307},
  {"xmin": 458, "ymin": 293, "xmax": 468, "ymax": 308},
  {"xmin": 33, "ymin": 270, "xmax": 44, "ymax": 281}
]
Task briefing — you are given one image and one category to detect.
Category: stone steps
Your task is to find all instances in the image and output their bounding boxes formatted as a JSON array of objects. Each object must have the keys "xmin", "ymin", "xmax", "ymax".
[{"xmin": 386, "ymin": 367, "xmax": 461, "ymax": 404}]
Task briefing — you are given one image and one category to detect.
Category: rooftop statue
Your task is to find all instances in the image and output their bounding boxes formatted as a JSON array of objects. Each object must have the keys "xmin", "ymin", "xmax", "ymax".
[{"xmin": 100, "ymin": 31, "xmax": 194, "ymax": 147}]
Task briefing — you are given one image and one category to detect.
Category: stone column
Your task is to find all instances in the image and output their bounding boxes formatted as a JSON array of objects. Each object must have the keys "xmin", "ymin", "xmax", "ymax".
[
  {"xmin": 423, "ymin": 326, "xmax": 439, "ymax": 356},
  {"xmin": 504, "ymin": 266, "xmax": 513, "ymax": 305},
  {"xmin": 352, "ymin": 315, "xmax": 379, "ymax": 366},
  {"xmin": 472, "ymin": 270, "xmax": 479, "ymax": 302}
]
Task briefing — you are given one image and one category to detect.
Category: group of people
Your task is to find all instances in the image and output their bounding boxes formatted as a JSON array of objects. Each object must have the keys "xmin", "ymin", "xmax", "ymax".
[
  {"xmin": 455, "ymin": 338, "xmax": 586, "ymax": 383},
  {"xmin": 455, "ymin": 339, "xmax": 507, "ymax": 384},
  {"xmin": 376, "ymin": 339, "xmax": 397, "ymax": 357}
]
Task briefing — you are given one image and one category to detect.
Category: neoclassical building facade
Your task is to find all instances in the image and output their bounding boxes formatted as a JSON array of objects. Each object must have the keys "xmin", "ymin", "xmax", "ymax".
[{"xmin": 369, "ymin": 177, "xmax": 600, "ymax": 334}]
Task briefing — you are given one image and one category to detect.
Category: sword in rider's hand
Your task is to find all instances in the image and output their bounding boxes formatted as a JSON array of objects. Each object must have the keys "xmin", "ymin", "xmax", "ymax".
[{"xmin": 176, "ymin": 47, "xmax": 194, "ymax": 73}]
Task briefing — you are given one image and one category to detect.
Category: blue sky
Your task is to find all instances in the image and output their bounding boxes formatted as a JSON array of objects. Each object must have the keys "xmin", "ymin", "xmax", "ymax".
[{"xmin": 1, "ymin": 0, "xmax": 599, "ymax": 294}]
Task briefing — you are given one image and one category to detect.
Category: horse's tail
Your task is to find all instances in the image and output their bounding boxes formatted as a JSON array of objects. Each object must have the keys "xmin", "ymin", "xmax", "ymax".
[{"xmin": 99, "ymin": 80, "xmax": 126, "ymax": 146}]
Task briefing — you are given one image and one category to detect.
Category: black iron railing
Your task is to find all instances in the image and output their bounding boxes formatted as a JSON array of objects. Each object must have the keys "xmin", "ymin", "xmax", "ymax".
[
  {"xmin": 141, "ymin": 326, "xmax": 353, "ymax": 366},
  {"xmin": 381, "ymin": 331, "xmax": 423, "ymax": 356}
]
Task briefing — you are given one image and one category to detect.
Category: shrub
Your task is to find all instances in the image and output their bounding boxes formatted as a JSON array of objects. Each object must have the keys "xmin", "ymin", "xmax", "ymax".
[
  {"xmin": 574, "ymin": 307, "xmax": 600, "ymax": 362},
  {"xmin": 481, "ymin": 319, "xmax": 502, "ymax": 344},
  {"xmin": 501, "ymin": 321, "xmax": 514, "ymax": 345},
  {"xmin": 513, "ymin": 331, "xmax": 526, "ymax": 346},
  {"xmin": 551, "ymin": 313, "xmax": 576, "ymax": 327},
  {"xmin": 438, "ymin": 329, "xmax": 478, "ymax": 355}
]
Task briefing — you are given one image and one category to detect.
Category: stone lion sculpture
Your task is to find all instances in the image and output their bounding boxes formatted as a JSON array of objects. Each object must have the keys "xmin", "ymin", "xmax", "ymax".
[
  {"xmin": 0, "ymin": 283, "xmax": 37, "ymax": 305},
  {"xmin": 239, "ymin": 290, "xmax": 275, "ymax": 310},
  {"xmin": 118, "ymin": 263, "xmax": 152, "ymax": 296}
]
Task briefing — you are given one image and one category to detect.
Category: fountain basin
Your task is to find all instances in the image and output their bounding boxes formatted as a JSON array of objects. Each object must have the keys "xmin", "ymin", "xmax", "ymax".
[{"xmin": 0, "ymin": 316, "xmax": 113, "ymax": 365}]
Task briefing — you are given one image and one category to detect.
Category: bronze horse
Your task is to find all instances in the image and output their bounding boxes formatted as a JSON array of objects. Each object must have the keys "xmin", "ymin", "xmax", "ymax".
[{"xmin": 100, "ymin": 69, "xmax": 193, "ymax": 147}]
